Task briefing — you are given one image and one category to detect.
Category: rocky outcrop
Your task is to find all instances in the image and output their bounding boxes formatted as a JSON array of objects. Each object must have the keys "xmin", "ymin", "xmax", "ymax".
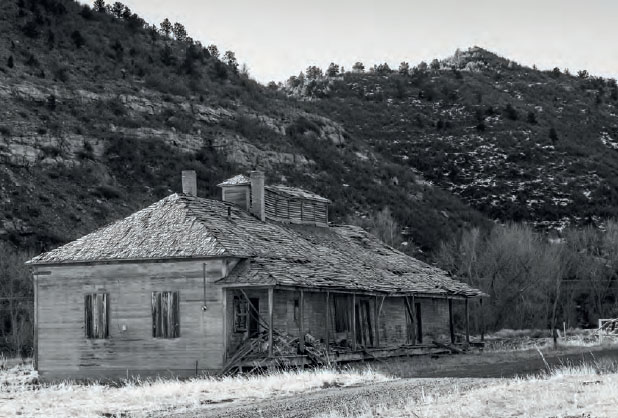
[{"xmin": 212, "ymin": 134, "xmax": 312, "ymax": 169}]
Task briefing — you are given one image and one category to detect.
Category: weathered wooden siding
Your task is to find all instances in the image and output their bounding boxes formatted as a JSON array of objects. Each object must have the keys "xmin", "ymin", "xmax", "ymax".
[
  {"xmin": 225, "ymin": 290, "xmax": 451, "ymax": 356},
  {"xmin": 264, "ymin": 190, "xmax": 328, "ymax": 226},
  {"xmin": 375, "ymin": 296, "xmax": 451, "ymax": 346},
  {"xmin": 226, "ymin": 289, "xmax": 329, "ymax": 356},
  {"xmin": 419, "ymin": 297, "xmax": 450, "ymax": 341},
  {"xmin": 35, "ymin": 259, "xmax": 231, "ymax": 380},
  {"xmin": 377, "ymin": 297, "xmax": 408, "ymax": 346}
]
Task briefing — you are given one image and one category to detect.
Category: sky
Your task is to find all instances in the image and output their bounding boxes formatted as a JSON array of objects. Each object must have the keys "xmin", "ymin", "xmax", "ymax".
[{"xmin": 90, "ymin": 0, "xmax": 618, "ymax": 83}]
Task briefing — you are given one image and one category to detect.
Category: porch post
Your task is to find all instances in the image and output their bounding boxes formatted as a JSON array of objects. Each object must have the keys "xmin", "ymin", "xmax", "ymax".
[
  {"xmin": 299, "ymin": 289, "xmax": 305, "ymax": 353},
  {"xmin": 351, "ymin": 293, "xmax": 357, "ymax": 351},
  {"xmin": 411, "ymin": 294, "xmax": 417, "ymax": 344},
  {"xmin": 222, "ymin": 288, "xmax": 227, "ymax": 361},
  {"xmin": 465, "ymin": 297, "xmax": 470, "ymax": 344},
  {"xmin": 448, "ymin": 298, "xmax": 455, "ymax": 344},
  {"xmin": 480, "ymin": 297, "xmax": 485, "ymax": 342},
  {"xmin": 325, "ymin": 291, "xmax": 330, "ymax": 358},
  {"xmin": 268, "ymin": 287, "xmax": 274, "ymax": 357},
  {"xmin": 374, "ymin": 295, "xmax": 380, "ymax": 348}
]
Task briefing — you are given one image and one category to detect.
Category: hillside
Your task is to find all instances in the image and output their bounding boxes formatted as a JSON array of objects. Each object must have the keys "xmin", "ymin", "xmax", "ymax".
[
  {"xmin": 286, "ymin": 49, "xmax": 618, "ymax": 233},
  {"xmin": 2, "ymin": 1, "xmax": 618, "ymax": 261},
  {"xmin": 0, "ymin": 0, "xmax": 491, "ymax": 256}
]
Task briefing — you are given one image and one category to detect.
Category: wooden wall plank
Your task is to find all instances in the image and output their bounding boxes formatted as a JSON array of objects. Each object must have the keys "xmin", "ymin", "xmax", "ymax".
[{"xmin": 36, "ymin": 259, "xmax": 228, "ymax": 378}]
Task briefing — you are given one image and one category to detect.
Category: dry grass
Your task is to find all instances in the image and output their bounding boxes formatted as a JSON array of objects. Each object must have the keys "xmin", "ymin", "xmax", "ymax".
[
  {"xmin": 321, "ymin": 359, "xmax": 618, "ymax": 418},
  {"xmin": 0, "ymin": 363, "xmax": 391, "ymax": 417},
  {"xmin": 482, "ymin": 328, "xmax": 617, "ymax": 352}
]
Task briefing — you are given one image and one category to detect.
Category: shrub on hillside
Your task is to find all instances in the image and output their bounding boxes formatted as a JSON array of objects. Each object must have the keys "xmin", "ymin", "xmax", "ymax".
[
  {"xmin": 504, "ymin": 103, "xmax": 518, "ymax": 120},
  {"xmin": 94, "ymin": 184, "xmax": 123, "ymax": 199},
  {"xmin": 71, "ymin": 30, "xmax": 85, "ymax": 48},
  {"xmin": 286, "ymin": 116, "xmax": 322, "ymax": 138},
  {"xmin": 21, "ymin": 20, "xmax": 40, "ymax": 38}
]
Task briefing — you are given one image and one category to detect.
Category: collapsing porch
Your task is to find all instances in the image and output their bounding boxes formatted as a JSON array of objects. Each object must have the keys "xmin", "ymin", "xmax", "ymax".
[{"xmin": 221, "ymin": 286, "xmax": 482, "ymax": 374}]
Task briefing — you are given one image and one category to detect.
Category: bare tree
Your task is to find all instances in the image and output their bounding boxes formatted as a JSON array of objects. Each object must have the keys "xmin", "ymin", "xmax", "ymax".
[{"xmin": 0, "ymin": 242, "xmax": 33, "ymax": 356}]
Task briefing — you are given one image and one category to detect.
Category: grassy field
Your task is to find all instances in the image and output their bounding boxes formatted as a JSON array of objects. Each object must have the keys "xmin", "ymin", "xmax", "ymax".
[
  {"xmin": 320, "ymin": 360, "xmax": 618, "ymax": 418},
  {"xmin": 1, "ymin": 336, "xmax": 616, "ymax": 417},
  {"xmin": 0, "ymin": 361, "xmax": 389, "ymax": 417}
]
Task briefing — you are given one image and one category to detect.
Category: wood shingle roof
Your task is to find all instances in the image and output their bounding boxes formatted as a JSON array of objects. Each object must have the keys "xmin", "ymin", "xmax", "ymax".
[{"xmin": 28, "ymin": 193, "xmax": 483, "ymax": 297}]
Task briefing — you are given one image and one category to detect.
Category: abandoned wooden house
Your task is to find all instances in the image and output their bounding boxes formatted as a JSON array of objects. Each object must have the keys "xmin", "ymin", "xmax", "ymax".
[{"xmin": 27, "ymin": 171, "xmax": 484, "ymax": 380}]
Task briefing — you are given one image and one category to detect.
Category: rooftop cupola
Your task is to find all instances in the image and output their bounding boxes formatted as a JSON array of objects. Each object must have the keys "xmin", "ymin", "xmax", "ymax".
[
  {"xmin": 217, "ymin": 174, "xmax": 251, "ymax": 211},
  {"xmin": 218, "ymin": 172, "xmax": 330, "ymax": 226}
]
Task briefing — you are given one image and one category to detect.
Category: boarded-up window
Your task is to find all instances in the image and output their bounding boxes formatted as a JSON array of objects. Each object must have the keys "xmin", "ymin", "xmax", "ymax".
[
  {"xmin": 152, "ymin": 291, "xmax": 180, "ymax": 338},
  {"xmin": 233, "ymin": 296, "xmax": 248, "ymax": 332},
  {"xmin": 85, "ymin": 293, "xmax": 109, "ymax": 339}
]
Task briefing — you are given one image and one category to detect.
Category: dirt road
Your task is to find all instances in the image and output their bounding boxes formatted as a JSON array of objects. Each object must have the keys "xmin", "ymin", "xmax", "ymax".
[
  {"xmin": 166, "ymin": 378, "xmax": 493, "ymax": 418},
  {"xmin": 163, "ymin": 348, "xmax": 618, "ymax": 418}
]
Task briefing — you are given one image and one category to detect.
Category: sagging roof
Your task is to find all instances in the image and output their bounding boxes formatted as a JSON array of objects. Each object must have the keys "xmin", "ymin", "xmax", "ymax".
[
  {"xmin": 265, "ymin": 185, "xmax": 331, "ymax": 203},
  {"xmin": 27, "ymin": 194, "xmax": 483, "ymax": 297}
]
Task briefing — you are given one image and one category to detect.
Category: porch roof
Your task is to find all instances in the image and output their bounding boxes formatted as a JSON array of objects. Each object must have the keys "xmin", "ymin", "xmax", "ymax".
[{"xmin": 217, "ymin": 225, "xmax": 484, "ymax": 297}]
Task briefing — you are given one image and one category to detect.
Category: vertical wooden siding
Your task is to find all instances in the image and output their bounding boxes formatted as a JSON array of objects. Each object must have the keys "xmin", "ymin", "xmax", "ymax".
[
  {"xmin": 35, "ymin": 259, "xmax": 232, "ymax": 379},
  {"xmin": 224, "ymin": 290, "xmax": 451, "ymax": 357},
  {"xmin": 264, "ymin": 191, "xmax": 328, "ymax": 225}
]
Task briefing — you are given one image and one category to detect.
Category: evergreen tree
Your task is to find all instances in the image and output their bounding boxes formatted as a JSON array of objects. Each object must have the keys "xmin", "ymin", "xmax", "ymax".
[
  {"xmin": 111, "ymin": 2, "xmax": 124, "ymax": 18},
  {"xmin": 376, "ymin": 63, "xmax": 391, "ymax": 74},
  {"xmin": 398, "ymin": 62, "xmax": 410, "ymax": 75},
  {"xmin": 207, "ymin": 44, "xmax": 219, "ymax": 59},
  {"xmin": 93, "ymin": 0, "xmax": 106, "ymax": 12},
  {"xmin": 326, "ymin": 62, "xmax": 339, "ymax": 77},
  {"xmin": 305, "ymin": 65, "xmax": 323, "ymax": 80},
  {"xmin": 352, "ymin": 62, "xmax": 364, "ymax": 72},
  {"xmin": 527, "ymin": 111, "xmax": 537, "ymax": 124},
  {"xmin": 549, "ymin": 127, "xmax": 559, "ymax": 143},
  {"xmin": 504, "ymin": 103, "xmax": 518, "ymax": 121},
  {"xmin": 223, "ymin": 50, "xmax": 238, "ymax": 71},
  {"xmin": 172, "ymin": 22, "xmax": 187, "ymax": 41},
  {"xmin": 121, "ymin": 5, "xmax": 131, "ymax": 20},
  {"xmin": 160, "ymin": 18, "xmax": 172, "ymax": 38},
  {"xmin": 71, "ymin": 30, "xmax": 85, "ymax": 48}
]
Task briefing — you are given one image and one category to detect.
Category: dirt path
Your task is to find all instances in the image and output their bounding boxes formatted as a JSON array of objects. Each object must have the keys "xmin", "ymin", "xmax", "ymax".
[
  {"xmin": 164, "ymin": 378, "xmax": 494, "ymax": 418},
  {"xmin": 161, "ymin": 348, "xmax": 618, "ymax": 418}
]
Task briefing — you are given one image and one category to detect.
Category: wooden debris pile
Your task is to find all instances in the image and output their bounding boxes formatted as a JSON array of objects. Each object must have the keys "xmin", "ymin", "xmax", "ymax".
[{"xmin": 219, "ymin": 331, "xmax": 329, "ymax": 376}]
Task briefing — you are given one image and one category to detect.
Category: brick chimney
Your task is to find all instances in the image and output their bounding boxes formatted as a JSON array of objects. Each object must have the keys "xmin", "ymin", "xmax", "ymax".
[
  {"xmin": 250, "ymin": 171, "xmax": 265, "ymax": 221},
  {"xmin": 181, "ymin": 170, "xmax": 197, "ymax": 196}
]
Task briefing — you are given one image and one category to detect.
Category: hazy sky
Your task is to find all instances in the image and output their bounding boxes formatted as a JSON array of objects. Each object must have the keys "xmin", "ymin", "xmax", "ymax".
[{"xmin": 97, "ymin": 0, "xmax": 618, "ymax": 83}]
